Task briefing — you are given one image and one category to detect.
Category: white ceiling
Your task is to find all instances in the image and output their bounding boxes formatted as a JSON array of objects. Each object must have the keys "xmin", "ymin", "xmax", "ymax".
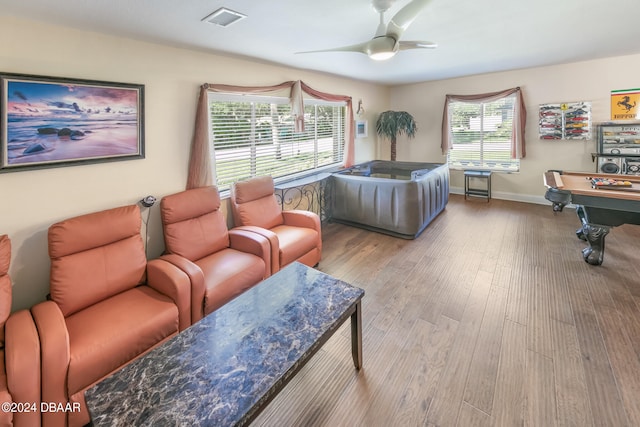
[{"xmin": 2, "ymin": 0, "xmax": 640, "ymax": 85}]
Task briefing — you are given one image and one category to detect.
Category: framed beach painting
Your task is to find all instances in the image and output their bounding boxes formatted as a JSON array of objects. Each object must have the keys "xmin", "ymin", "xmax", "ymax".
[{"xmin": 0, "ymin": 72, "xmax": 144, "ymax": 173}]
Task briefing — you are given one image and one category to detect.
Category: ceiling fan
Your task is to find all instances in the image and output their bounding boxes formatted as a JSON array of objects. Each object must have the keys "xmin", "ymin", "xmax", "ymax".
[{"xmin": 297, "ymin": 0, "xmax": 437, "ymax": 61}]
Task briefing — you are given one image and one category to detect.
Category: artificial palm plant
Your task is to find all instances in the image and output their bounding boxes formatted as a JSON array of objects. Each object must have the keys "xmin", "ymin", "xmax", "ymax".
[{"xmin": 375, "ymin": 111, "xmax": 417, "ymax": 161}]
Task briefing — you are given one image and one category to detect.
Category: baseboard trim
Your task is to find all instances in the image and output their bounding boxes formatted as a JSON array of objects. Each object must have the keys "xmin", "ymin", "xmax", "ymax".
[{"xmin": 450, "ymin": 186, "xmax": 554, "ymax": 206}]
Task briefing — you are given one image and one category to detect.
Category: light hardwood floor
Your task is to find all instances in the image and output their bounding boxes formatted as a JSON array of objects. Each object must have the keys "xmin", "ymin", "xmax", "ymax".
[{"xmin": 252, "ymin": 194, "xmax": 640, "ymax": 427}]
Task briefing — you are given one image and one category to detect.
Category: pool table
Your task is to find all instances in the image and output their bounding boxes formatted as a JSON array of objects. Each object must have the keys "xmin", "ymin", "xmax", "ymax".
[{"xmin": 543, "ymin": 170, "xmax": 640, "ymax": 265}]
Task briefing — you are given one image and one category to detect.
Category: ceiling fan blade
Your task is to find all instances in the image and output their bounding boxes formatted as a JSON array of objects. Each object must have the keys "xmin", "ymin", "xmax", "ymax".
[
  {"xmin": 386, "ymin": 0, "xmax": 432, "ymax": 41},
  {"xmin": 398, "ymin": 40, "xmax": 438, "ymax": 50},
  {"xmin": 295, "ymin": 41, "xmax": 371, "ymax": 55},
  {"xmin": 296, "ymin": 1, "xmax": 435, "ymax": 60}
]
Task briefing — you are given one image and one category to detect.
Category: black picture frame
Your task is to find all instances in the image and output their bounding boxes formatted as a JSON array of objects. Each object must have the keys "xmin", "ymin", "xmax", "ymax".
[{"xmin": 0, "ymin": 72, "xmax": 144, "ymax": 173}]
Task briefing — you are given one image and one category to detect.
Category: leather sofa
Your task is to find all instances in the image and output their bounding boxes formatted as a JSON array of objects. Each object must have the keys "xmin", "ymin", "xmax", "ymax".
[
  {"xmin": 160, "ymin": 186, "xmax": 270, "ymax": 322},
  {"xmin": 0, "ymin": 235, "xmax": 41, "ymax": 427},
  {"xmin": 230, "ymin": 176, "xmax": 322, "ymax": 273},
  {"xmin": 30, "ymin": 205, "xmax": 191, "ymax": 427}
]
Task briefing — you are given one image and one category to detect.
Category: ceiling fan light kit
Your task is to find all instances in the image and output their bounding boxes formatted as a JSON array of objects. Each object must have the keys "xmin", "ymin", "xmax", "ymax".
[
  {"xmin": 370, "ymin": 51, "xmax": 397, "ymax": 61},
  {"xmin": 367, "ymin": 37, "xmax": 398, "ymax": 60},
  {"xmin": 296, "ymin": 0, "xmax": 436, "ymax": 61}
]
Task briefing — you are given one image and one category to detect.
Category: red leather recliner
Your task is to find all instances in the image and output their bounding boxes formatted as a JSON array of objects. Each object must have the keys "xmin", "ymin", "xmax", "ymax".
[
  {"xmin": 31, "ymin": 205, "xmax": 191, "ymax": 427},
  {"xmin": 0, "ymin": 235, "xmax": 41, "ymax": 427},
  {"xmin": 160, "ymin": 186, "xmax": 270, "ymax": 322},
  {"xmin": 230, "ymin": 176, "xmax": 322, "ymax": 274}
]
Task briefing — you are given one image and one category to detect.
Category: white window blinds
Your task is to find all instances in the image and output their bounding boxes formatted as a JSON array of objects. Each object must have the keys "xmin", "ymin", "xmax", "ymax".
[
  {"xmin": 447, "ymin": 94, "xmax": 519, "ymax": 172},
  {"xmin": 209, "ymin": 93, "xmax": 345, "ymax": 192}
]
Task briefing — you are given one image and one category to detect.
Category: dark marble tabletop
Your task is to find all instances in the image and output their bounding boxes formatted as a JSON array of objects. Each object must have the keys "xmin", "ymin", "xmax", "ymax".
[{"xmin": 86, "ymin": 262, "xmax": 364, "ymax": 426}]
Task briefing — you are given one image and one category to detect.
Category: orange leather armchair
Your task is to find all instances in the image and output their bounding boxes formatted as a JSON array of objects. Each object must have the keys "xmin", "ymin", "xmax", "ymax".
[
  {"xmin": 30, "ymin": 205, "xmax": 191, "ymax": 427},
  {"xmin": 160, "ymin": 186, "xmax": 270, "ymax": 322},
  {"xmin": 230, "ymin": 176, "xmax": 322, "ymax": 274},
  {"xmin": 0, "ymin": 235, "xmax": 41, "ymax": 427}
]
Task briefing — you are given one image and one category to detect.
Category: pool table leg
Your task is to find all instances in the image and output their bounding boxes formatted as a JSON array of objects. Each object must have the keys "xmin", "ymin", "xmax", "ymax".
[
  {"xmin": 580, "ymin": 223, "xmax": 610, "ymax": 266},
  {"xmin": 575, "ymin": 205, "xmax": 610, "ymax": 265},
  {"xmin": 575, "ymin": 205, "xmax": 587, "ymax": 241}
]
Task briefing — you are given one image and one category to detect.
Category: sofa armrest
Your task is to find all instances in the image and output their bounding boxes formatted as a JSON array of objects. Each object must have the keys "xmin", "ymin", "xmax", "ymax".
[
  {"xmin": 5, "ymin": 309, "xmax": 41, "ymax": 427},
  {"xmin": 283, "ymin": 210, "xmax": 322, "ymax": 251},
  {"xmin": 228, "ymin": 229, "xmax": 272, "ymax": 278},
  {"xmin": 146, "ymin": 258, "xmax": 192, "ymax": 331},
  {"xmin": 31, "ymin": 301, "xmax": 70, "ymax": 427},
  {"xmin": 158, "ymin": 254, "xmax": 205, "ymax": 325},
  {"xmin": 232, "ymin": 226, "xmax": 280, "ymax": 275},
  {"xmin": 283, "ymin": 210, "xmax": 321, "ymax": 231}
]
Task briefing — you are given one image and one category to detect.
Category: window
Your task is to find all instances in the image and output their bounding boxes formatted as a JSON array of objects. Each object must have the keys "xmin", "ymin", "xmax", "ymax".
[
  {"xmin": 209, "ymin": 93, "xmax": 345, "ymax": 192},
  {"xmin": 446, "ymin": 93, "xmax": 520, "ymax": 172}
]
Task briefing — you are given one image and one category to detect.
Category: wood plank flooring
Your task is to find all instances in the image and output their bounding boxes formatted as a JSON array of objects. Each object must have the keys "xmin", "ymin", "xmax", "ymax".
[{"xmin": 251, "ymin": 195, "xmax": 640, "ymax": 427}]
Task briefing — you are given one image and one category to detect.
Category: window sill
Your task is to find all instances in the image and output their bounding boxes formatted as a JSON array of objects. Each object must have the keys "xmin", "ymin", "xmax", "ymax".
[
  {"xmin": 217, "ymin": 164, "xmax": 342, "ymax": 199},
  {"xmin": 449, "ymin": 167, "xmax": 519, "ymax": 174}
]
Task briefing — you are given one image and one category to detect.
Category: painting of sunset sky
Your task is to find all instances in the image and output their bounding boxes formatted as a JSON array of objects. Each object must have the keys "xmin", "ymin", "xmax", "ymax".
[{"xmin": 3, "ymin": 77, "xmax": 142, "ymax": 168}]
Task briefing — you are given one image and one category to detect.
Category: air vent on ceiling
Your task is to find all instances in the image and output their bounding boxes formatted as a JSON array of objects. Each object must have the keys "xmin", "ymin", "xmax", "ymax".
[{"xmin": 202, "ymin": 7, "xmax": 247, "ymax": 27}]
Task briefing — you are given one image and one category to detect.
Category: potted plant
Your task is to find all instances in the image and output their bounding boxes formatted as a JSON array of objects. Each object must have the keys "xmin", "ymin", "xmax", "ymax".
[{"xmin": 375, "ymin": 111, "xmax": 417, "ymax": 161}]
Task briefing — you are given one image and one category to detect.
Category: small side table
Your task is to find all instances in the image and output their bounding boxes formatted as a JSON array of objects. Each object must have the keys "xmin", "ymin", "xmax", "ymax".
[{"xmin": 464, "ymin": 170, "xmax": 492, "ymax": 201}]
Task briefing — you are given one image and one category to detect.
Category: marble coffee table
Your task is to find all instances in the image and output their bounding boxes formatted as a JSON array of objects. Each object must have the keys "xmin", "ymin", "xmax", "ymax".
[{"xmin": 86, "ymin": 262, "xmax": 364, "ymax": 426}]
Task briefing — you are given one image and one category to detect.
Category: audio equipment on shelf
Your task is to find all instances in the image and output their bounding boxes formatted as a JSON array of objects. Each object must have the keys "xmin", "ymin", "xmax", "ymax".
[{"xmin": 598, "ymin": 157, "xmax": 623, "ymax": 174}]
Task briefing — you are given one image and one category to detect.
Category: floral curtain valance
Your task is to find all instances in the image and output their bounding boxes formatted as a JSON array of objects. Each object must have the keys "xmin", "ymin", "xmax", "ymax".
[{"xmin": 186, "ymin": 80, "xmax": 355, "ymax": 190}]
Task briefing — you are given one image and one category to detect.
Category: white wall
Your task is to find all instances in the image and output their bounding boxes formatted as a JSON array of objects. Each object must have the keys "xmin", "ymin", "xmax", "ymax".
[
  {"xmin": 388, "ymin": 54, "xmax": 640, "ymax": 203},
  {"xmin": 0, "ymin": 15, "xmax": 389, "ymax": 311},
  {"xmin": 4, "ymin": 13, "xmax": 639, "ymax": 312}
]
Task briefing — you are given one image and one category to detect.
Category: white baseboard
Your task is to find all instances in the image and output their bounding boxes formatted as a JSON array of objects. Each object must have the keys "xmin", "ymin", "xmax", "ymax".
[{"xmin": 450, "ymin": 186, "xmax": 552, "ymax": 206}]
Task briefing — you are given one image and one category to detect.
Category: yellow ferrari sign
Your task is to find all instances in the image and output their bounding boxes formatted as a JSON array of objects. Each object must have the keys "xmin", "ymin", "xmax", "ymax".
[{"xmin": 611, "ymin": 88, "xmax": 640, "ymax": 120}]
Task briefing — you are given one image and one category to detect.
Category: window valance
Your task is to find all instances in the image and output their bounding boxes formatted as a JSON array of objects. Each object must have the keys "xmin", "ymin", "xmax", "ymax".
[
  {"xmin": 187, "ymin": 80, "xmax": 355, "ymax": 189},
  {"xmin": 441, "ymin": 87, "xmax": 526, "ymax": 160}
]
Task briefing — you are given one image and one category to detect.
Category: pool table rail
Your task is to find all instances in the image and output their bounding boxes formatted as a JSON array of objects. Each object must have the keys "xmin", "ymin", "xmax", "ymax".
[{"xmin": 543, "ymin": 170, "xmax": 640, "ymax": 265}]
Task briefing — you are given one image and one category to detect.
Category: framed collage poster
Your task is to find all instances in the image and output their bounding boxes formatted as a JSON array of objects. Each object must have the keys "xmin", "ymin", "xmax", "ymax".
[
  {"xmin": 539, "ymin": 101, "xmax": 591, "ymax": 140},
  {"xmin": 0, "ymin": 72, "xmax": 144, "ymax": 173}
]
